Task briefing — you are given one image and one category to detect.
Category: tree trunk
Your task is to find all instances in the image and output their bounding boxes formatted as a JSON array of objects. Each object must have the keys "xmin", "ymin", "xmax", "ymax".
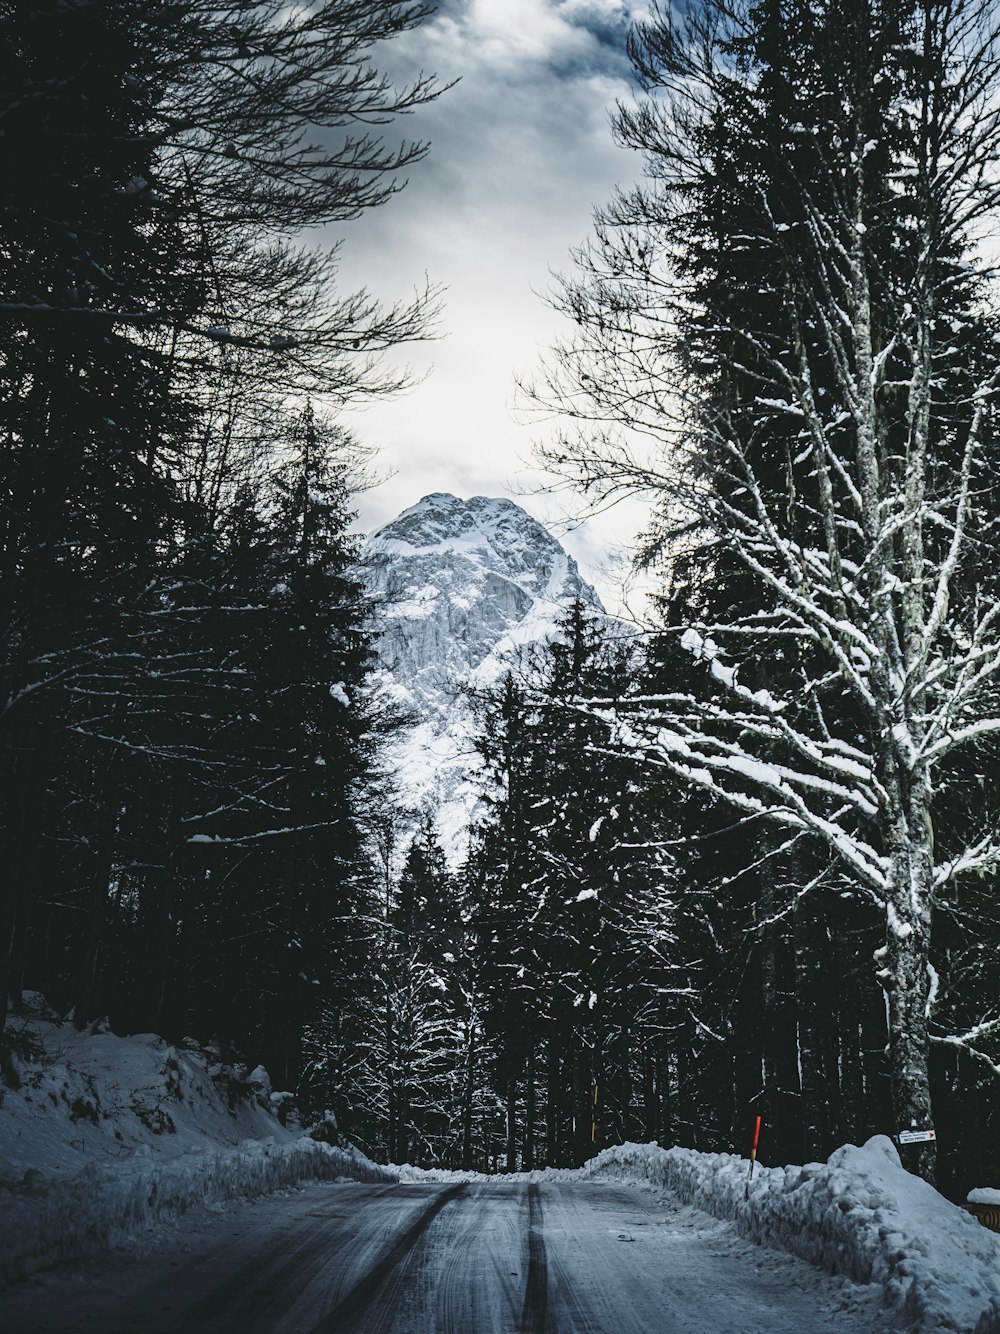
[
  {"xmin": 573, "ymin": 1038, "xmax": 593, "ymax": 1165},
  {"xmin": 505, "ymin": 1074, "xmax": 517, "ymax": 1172},
  {"xmin": 524, "ymin": 1038, "xmax": 536, "ymax": 1171},
  {"xmin": 668, "ymin": 1026, "xmax": 684, "ymax": 1147},
  {"xmin": 386, "ymin": 981, "xmax": 398, "ymax": 1163},
  {"xmin": 618, "ymin": 1024, "xmax": 633, "ymax": 1143},
  {"xmin": 0, "ymin": 732, "xmax": 45, "ymax": 1039},
  {"xmin": 74, "ymin": 787, "xmax": 119, "ymax": 1028},
  {"xmin": 836, "ymin": 920, "xmax": 866, "ymax": 1148},
  {"xmin": 461, "ymin": 1021, "xmax": 476, "ymax": 1171},
  {"xmin": 885, "ymin": 866, "xmax": 935, "ymax": 1181},
  {"xmin": 795, "ymin": 898, "xmax": 826, "ymax": 1159},
  {"xmin": 642, "ymin": 1036, "xmax": 656, "ymax": 1141},
  {"xmin": 546, "ymin": 1040, "xmax": 560, "ymax": 1167}
]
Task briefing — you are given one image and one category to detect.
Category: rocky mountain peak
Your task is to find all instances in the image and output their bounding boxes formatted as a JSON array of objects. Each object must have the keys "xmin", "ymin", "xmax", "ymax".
[
  {"xmin": 361, "ymin": 493, "xmax": 606, "ymax": 855},
  {"xmin": 365, "ymin": 493, "xmax": 603, "ymax": 696},
  {"xmin": 373, "ymin": 492, "xmax": 583, "ymax": 589}
]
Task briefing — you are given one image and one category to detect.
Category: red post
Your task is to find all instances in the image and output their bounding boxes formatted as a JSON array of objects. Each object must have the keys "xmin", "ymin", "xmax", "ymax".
[{"xmin": 745, "ymin": 1115, "xmax": 762, "ymax": 1200}]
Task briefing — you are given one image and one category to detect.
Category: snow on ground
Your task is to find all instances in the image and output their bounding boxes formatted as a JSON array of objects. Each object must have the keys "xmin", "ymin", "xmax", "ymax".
[
  {"xmin": 5, "ymin": 992, "xmax": 998, "ymax": 1328},
  {"xmin": 0, "ymin": 1177, "xmax": 888, "ymax": 1333},
  {"xmin": 396, "ymin": 1137, "xmax": 1000, "ymax": 1332},
  {"xmin": 0, "ymin": 995, "xmax": 394, "ymax": 1286}
]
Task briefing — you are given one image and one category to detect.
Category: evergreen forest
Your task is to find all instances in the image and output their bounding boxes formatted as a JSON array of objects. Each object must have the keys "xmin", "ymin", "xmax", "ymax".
[{"xmin": 3, "ymin": 0, "xmax": 1000, "ymax": 1207}]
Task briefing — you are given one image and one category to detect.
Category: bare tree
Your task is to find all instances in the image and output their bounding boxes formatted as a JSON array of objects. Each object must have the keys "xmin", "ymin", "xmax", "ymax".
[
  {"xmin": 0, "ymin": 2, "xmax": 448, "ymax": 400},
  {"xmin": 528, "ymin": 0, "xmax": 1000, "ymax": 1179}
]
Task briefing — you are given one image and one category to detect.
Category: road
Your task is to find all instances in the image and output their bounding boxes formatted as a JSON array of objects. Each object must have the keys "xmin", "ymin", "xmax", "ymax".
[{"xmin": 0, "ymin": 1178, "xmax": 886, "ymax": 1332}]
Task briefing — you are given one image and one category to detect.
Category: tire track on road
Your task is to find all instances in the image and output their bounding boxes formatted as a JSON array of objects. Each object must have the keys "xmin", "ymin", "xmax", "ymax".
[
  {"xmin": 519, "ymin": 1183, "xmax": 548, "ymax": 1334},
  {"xmin": 538, "ymin": 1184, "xmax": 629, "ymax": 1334},
  {"xmin": 311, "ymin": 1182, "xmax": 468, "ymax": 1332},
  {"xmin": 437, "ymin": 1182, "xmax": 522, "ymax": 1334}
]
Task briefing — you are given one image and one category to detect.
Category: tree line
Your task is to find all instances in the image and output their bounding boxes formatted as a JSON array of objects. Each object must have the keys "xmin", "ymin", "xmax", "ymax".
[
  {"xmin": 0, "ymin": 0, "xmax": 441, "ymax": 1097},
  {"xmin": 348, "ymin": 590, "xmax": 994, "ymax": 1203},
  {"xmin": 525, "ymin": 0, "xmax": 1000, "ymax": 1191},
  {"xmin": 341, "ymin": 0, "xmax": 1000, "ymax": 1199},
  {"xmin": 4, "ymin": 0, "xmax": 1000, "ymax": 1205}
]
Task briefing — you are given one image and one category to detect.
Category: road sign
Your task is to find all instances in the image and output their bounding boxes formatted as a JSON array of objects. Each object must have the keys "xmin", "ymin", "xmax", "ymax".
[{"xmin": 897, "ymin": 1129, "xmax": 936, "ymax": 1144}]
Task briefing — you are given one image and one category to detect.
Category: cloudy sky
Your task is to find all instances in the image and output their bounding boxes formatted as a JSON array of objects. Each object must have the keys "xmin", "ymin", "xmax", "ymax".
[{"xmin": 335, "ymin": 0, "xmax": 652, "ymax": 614}]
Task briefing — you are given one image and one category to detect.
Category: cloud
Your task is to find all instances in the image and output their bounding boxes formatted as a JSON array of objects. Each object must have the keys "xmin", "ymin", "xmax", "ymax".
[
  {"xmin": 424, "ymin": 0, "xmax": 639, "ymax": 75},
  {"xmin": 331, "ymin": 1, "xmax": 653, "ymax": 614}
]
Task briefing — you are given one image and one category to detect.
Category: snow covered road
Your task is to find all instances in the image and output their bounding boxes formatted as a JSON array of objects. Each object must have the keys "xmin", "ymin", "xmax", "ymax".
[{"xmin": 0, "ymin": 1177, "xmax": 886, "ymax": 1332}]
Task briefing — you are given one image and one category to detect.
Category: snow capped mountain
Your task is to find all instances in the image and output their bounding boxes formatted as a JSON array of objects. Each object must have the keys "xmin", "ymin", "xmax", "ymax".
[
  {"xmin": 365, "ymin": 492, "xmax": 604, "ymax": 694},
  {"xmin": 361, "ymin": 493, "xmax": 606, "ymax": 855}
]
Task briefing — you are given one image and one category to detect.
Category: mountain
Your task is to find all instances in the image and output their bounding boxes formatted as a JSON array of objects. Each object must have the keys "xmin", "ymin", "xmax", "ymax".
[{"xmin": 361, "ymin": 493, "xmax": 606, "ymax": 856}]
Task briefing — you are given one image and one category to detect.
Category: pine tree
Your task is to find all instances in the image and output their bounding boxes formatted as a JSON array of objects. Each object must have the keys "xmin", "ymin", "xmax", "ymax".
[
  {"xmin": 0, "ymin": 0, "xmax": 196, "ymax": 1031},
  {"xmin": 223, "ymin": 406, "xmax": 378, "ymax": 1087},
  {"xmin": 394, "ymin": 814, "xmax": 456, "ymax": 956},
  {"xmin": 468, "ymin": 605, "xmax": 679, "ymax": 1168},
  {"xmin": 0, "ymin": 0, "xmax": 444, "ymax": 1053},
  {"xmin": 529, "ymin": 0, "xmax": 1000, "ymax": 1183}
]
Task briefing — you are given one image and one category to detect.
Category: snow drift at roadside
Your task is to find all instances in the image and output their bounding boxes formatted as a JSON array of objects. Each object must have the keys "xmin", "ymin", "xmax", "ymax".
[
  {"xmin": 397, "ymin": 1134, "xmax": 1000, "ymax": 1330},
  {"xmin": 0, "ymin": 1002, "xmax": 394, "ymax": 1286},
  {"xmin": 0, "ymin": 1134, "xmax": 392, "ymax": 1287},
  {"xmin": 578, "ymin": 1137, "xmax": 1000, "ymax": 1333}
]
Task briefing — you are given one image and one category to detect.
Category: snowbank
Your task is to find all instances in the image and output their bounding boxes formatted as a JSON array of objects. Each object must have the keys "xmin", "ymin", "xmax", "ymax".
[
  {"xmin": 577, "ymin": 1138, "xmax": 1000, "ymax": 1334},
  {"xmin": 0, "ymin": 1134, "xmax": 391, "ymax": 1287},
  {"xmin": 0, "ymin": 1002, "xmax": 298, "ymax": 1183},
  {"xmin": 0, "ymin": 1003, "xmax": 394, "ymax": 1286},
  {"xmin": 396, "ymin": 1137, "xmax": 1000, "ymax": 1330}
]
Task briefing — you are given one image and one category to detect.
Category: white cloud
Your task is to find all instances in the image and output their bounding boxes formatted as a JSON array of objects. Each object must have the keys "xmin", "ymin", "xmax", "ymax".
[
  {"xmin": 447, "ymin": 0, "xmax": 589, "ymax": 65},
  {"xmin": 330, "ymin": 1, "xmax": 655, "ymax": 615},
  {"xmin": 422, "ymin": 0, "xmax": 644, "ymax": 73}
]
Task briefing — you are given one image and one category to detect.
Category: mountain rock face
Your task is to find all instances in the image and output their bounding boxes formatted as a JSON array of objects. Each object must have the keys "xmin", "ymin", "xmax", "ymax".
[{"xmin": 361, "ymin": 493, "xmax": 605, "ymax": 855}]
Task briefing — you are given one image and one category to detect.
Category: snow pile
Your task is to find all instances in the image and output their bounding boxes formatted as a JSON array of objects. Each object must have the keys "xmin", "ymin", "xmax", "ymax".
[
  {"xmin": 0, "ymin": 1134, "xmax": 390, "ymax": 1287},
  {"xmin": 395, "ymin": 1136, "xmax": 1000, "ymax": 1329},
  {"xmin": 0, "ymin": 1010, "xmax": 292, "ymax": 1184},
  {"xmin": 0, "ymin": 1001, "xmax": 394, "ymax": 1285},
  {"xmin": 577, "ymin": 1138, "xmax": 1000, "ymax": 1333}
]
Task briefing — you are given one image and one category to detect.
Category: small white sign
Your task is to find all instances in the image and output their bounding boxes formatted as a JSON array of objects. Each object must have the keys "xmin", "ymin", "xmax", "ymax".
[{"xmin": 897, "ymin": 1129, "xmax": 936, "ymax": 1144}]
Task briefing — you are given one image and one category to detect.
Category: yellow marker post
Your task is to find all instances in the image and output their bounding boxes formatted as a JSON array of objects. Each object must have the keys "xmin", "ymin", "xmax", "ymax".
[{"xmin": 592, "ymin": 1082, "xmax": 599, "ymax": 1143}]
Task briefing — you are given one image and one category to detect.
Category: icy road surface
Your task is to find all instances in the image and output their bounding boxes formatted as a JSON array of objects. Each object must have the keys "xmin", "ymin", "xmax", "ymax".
[{"xmin": 0, "ymin": 1178, "xmax": 885, "ymax": 1332}]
